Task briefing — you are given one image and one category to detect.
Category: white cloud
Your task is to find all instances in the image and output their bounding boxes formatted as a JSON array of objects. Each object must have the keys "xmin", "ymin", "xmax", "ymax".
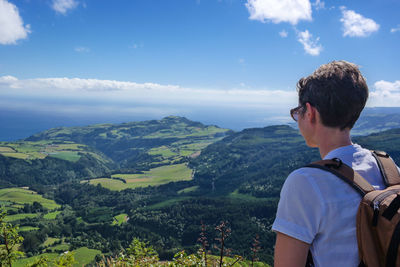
[
  {"xmin": 369, "ymin": 80, "xmax": 400, "ymax": 107},
  {"xmin": 245, "ymin": 0, "xmax": 312, "ymax": 25},
  {"xmin": 0, "ymin": 76, "xmax": 297, "ymax": 112},
  {"xmin": 391, "ymin": 25, "xmax": 400, "ymax": 33},
  {"xmin": 0, "ymin": 75, "xmax": 18, "ymax": 84},
  {"xmin": 279, "ymin": 30, "xmax": 288, "ymax": 38},
  {"xmin": 313, "ymin": 0, "xmax": 325, "ymax": 10},
  {"xmin": 297, "ymin": 30, "xmax": 322, "ymax": 56},
  {"xmin": 52, "ymin": 0, "xmax": 78, "ymax": 15},
  {"xmin": 340, "ymin": 7, "xmax": 379, "ymax": 37},
  {"xmin": 0, "ymin": 0, "xmax": 31, "ymax": 45},
  {"xmin": 74, "ymin": 46, "xmax": 90, "ymax": 53}
]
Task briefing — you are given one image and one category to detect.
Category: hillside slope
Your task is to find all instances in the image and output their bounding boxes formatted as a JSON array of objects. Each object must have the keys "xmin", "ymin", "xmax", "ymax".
[{"xmin": 26, "ymin": 116, "xmax": 231, "ymax": 169}]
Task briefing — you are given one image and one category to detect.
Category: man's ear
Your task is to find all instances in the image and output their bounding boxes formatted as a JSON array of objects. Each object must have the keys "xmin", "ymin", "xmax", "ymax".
[{"xmin": 305, "ymin": 102, "xmax": 316, "ymax": 123}]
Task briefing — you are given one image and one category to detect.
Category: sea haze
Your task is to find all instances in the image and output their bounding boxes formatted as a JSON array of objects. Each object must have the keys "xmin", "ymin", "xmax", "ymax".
[
  {"xmin": 0, "ymin": 107, "xmax": 290, "ymax": 141},
  {"xmin": 1, "ymin": 107, "xmax": 400, "ymax": 141}
]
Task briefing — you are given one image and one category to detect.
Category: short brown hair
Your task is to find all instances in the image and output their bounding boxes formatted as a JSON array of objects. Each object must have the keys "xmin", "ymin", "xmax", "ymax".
[{"xmin": 297, "ymin": 60, "xmax": 368, "ymax": 130}]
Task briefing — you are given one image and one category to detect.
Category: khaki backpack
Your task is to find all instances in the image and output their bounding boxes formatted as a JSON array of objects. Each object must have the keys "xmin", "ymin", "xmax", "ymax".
[{"xmin": 306, "ymin": 150, "xmax": 400, "ymax": 267}]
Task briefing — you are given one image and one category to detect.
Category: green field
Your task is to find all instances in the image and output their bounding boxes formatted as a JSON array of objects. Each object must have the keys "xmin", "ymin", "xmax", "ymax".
[
  {"xmin": 148, "ymin": 146, "xmax": 178, "ymax": 158},
  {"xmin": 147, "ymin": 197, "xmax": 190, "ymax": 209},
  {"xmin": 0, "ymin": 141, "xmax": 86, "ymax": 162},
  {"xmin": 73, "ymin": 247, "xmax": 102, "ymax": 266},
  {"xmin": 88, "ymin": 178, "xmax": 127, "ymax": 191},
  {"xmin": 0, "ymin": 146, "xmax": 15, "ymax": 152},
  {"xmin": 0, "ymin": 187, "xmax": 61, "ymax": 210},
  {"xmin": 43, "ymin": 237, "xmax": 61, "ymax": 247},
  {"xmin": 90, "ymin": 163, "xmax": 193, "ymax": 191},
  {"xmin": 48, "ymin": 151, "xmax": 81, "ymax": 162},
  {"xmin": 4, "ymin": 213, "xmax": 39, "ymax": 222},
  {"xmin": 18, "ymin": 226, "xmax": 40, "ymax": 232},
  {"xmin": 14, "ymin": 247, "xmax": 101, "ymax": 267},
  {"xmin": 229, "ymin": 189, "xmax": 261, "ymax": 201},
  {"xmin": 178, "ymin": 186, "xmax": 199, "ymax": 194},
  {"xmin": 49, "ymin": 243, "xmax": 70, "ymax": 252},
  {"xmin": 44, "ymin": 210, "xmax": 61, "ymax": 219},
  {"xmin": 14, "ymin": 253, "xmax": 59, "ymax": 267},
  {"xmin": 112, "ymin": 213, "xmax": 128, "ymax": 225}
]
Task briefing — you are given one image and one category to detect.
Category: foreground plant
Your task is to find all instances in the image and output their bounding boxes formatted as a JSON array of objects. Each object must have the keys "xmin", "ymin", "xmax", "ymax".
[{"xmin": 0, "ymin": 208, "xmax": 24, "ymax": 267}]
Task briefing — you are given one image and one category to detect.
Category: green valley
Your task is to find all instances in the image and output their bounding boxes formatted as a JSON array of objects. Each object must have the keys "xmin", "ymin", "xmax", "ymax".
[{"xmin": 1, "ymin": 116, "xmax": 400, "ymax": 266}]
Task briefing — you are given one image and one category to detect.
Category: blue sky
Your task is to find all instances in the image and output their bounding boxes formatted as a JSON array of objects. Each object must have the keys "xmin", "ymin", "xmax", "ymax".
[{"xmin": 0, "ymin": 0, "xmax": 399, "ymax": 131}]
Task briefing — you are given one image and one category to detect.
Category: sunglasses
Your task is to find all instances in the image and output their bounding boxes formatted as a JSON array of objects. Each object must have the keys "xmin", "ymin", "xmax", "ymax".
[{"xmin": 290, "ymin": 105, "xmax": 303, "ymax": 122}]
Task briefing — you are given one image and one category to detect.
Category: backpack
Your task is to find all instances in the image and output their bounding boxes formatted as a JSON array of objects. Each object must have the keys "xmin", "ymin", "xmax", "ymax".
[{"xmin": 305, "ymin": 150, "xmax": 400, "ymax": 267}]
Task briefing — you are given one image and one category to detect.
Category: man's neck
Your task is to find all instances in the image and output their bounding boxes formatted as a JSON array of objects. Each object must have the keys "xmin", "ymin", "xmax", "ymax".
[{"xmin": 317, "ymin": 127, "xmax": 352, "ymax": 159}]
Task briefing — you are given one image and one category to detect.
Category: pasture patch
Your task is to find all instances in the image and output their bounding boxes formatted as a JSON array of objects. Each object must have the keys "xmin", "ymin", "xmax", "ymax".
[
  {"xmin": 73, "ymin": 247, "xmax": 102, "ymax": 266},
  {"xmin": 44, "ymin": 210, "xmax": 61, "ymax": 220},
  {"xmin": 0, "ymin": 140, "xmax": 87, "ymax": 162},
  {"xmin": 178, "ymin": 186, "xmax": 199, "ymax": 194},
  {"xmin": 49, "ymin": 243, "xmax": 69, "ymax": 252},
  {"xmin": 18, "ymin": 226, "xmax": 39, "ymax": 232},
  {"xmin": 1, "ymin": 152, "xmax": 29, "ymax": 159},
  {"xmin": 92, "ymin": 163, "xmax": 193, "ymax": 191},
  {"xmin": 49, "ymin": 151, "xmax": 80, "ymax": 162},
  {"xmin": 0, "ymin": 187, "xmax": 61, "ymax": 210},
  {"xmin": 4, "ymin": 213, "xmax": 39, "ymax": 222},
  {"xmin": 0, "ymin": 146, "xmax": 16, "ymax": 152},
  {"xmin": 112, "ymin": 213, "xmax": 128, "ymax": 225},
  {"xmin": 147, "ymin": 197, "xmax": 190, "ymax": 209},
  {"xmin": 89, "ymin": 178, "xmax": 127, "ymax": 191},
  {"xmin": 113, "ymin": 163, "xmax": 192, "ymax": 187},
  {"xmin": 14, "ymin": 253, "xmax": 59, "ymax": 267},
  {"xmin": 43, "ymin": 237, "xmax": 61, "ymax": 247}
]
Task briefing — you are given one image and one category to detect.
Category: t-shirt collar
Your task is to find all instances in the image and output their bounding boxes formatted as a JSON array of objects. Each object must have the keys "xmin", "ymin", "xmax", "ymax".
[{"xmin": 323, "ymin": 143, "xmax": 360, "ymax": 160}]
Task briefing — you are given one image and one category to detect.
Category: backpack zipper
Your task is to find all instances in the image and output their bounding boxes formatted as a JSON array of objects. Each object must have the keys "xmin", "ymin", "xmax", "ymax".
[{"xmin": 371, "ymin": 189, "xmax": 400, "ymax": 227}]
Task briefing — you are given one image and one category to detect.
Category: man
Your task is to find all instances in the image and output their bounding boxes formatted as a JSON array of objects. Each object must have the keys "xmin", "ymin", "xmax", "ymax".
[{"xmin": 272, "ymin": 61, "xmax": 388, "ymax": 266}]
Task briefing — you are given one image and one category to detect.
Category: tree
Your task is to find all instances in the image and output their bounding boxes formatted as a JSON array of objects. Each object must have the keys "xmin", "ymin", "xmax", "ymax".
[
  {"xmin": 0, "ymin": 209, "xmax": 24, "ymax": 266},
  {"xmin": 98, "ymin": 238, "xmax": 159, "ymax": 267},
  {"xmin": 124, "ymin": 238, "xmax": 159, "ymax": 265}
]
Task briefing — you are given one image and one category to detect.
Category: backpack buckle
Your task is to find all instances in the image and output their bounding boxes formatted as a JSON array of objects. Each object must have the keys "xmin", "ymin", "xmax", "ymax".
[
  {"xmin": 325, "ymin": 158, "xmax": 343, "ymax": 169},
  {"xmin": 373, "ymin": 150, "xmax": 389, "ymax": 158}
]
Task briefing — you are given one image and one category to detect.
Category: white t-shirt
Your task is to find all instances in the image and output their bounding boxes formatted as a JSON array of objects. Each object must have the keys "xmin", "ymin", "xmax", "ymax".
[{"xmin": 272, "ymin": 144, "xmax": 387, "ymax": 267}]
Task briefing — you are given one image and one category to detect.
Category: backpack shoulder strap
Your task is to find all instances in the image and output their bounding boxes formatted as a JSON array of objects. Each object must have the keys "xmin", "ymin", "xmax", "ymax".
[
  {"xmin": 371, "ymin": 150, "xmax": 400, "ymax": 186},
  {"xmin": 305, "ymin": 158, "xmax": 375, "ymax": 197}
]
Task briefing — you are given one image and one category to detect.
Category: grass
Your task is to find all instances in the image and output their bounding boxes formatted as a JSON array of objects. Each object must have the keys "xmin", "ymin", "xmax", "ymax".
[
  {"xmin": 18, "ymin": 226, "xmax": 39, "ymax": 232},
  {"xmin": 178, "ymin": 186, "xmax": 199, "ymax": 194},
  {"xmin": 1, "ymin": 152, "xmax": 29, "ymax": 159},
  {"xmin": 14, "ymin": 247, "xmax": 100, "ymax": 267},
  {"xmin": 148, "ymin": 146, "xmax": 178, "ymax": 158},
  {"xmin": 0, "ymin": 146, "xmax": 16, "ymax": 152},
  {"xmin": 112, "ymin": 213, "xmax": 128, "ymax": 226},
  {"xmin": 73, "ymin": 247, "xmax": 102, "ymax": 267},
  {"xmin": 49, "ymin": 151, "xmax": 81, "ymax": 162},
  {"xmin": 89, "ymin": 178, "xmax": 127, "ymax": 191},
  {"xmin": 228, "ymin": 189, "xmax": 261, "ymax": 201},
  {"xmin": 0, "ymin": 141, "xmax": 86, "ymax": 162},
  {"xmin": 4, "ymin": 213, "xmax": 39, "ymax": 222},
  {"xmin": 91, "ymin": 163, "xmax": 193, "ymax": 191},
  {"xmin": 49, "ymin": 243, "xmax": 70, "ymax": 251},
  {"xmin": 114, "ymin": 163, "xmax": 192, "ymax": 185},
  {"xmin": 14, "ymin": 253, "xmax": 59, "ymax": 267},
  {"xmin": 44, "ymin": 210, "xmax": 61, "ymax": 220},
  {"xmin": 0, "ymin": 188, "xmax": 60, "ymax": 210},
  {"xmin": 43, "ymin": 237, "xmax": 61, "ymax": 247},
  {"xmin": 147, "ymin": 197, "xmax": 190, "ymax": 209}
]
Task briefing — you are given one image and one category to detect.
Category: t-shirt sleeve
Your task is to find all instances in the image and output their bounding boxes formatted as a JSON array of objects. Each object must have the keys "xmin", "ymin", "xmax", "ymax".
[{"xmin": 272, "ymin": 169, "xmax": 325, "ymax": 244}]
